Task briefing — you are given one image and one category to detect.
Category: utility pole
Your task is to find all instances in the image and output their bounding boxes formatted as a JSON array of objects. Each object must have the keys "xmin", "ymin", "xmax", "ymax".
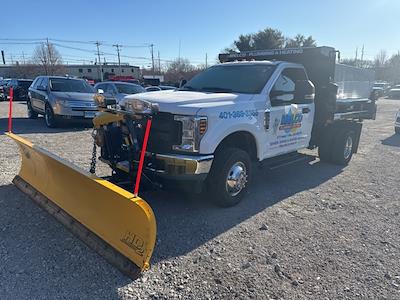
[
  {"xmin": 22, "ymin": 52, "xmax": 25, "ymax": 64},
  {"xmin": 157, "ymin": 51, "xmax": 161, "ymax": 73},
  {"xmin": 46, "ymin": 38, "xmax": 53, "ymax": 75},
  {"xmin": 361, "ymin": 44, "xmax": 365, "ymax": 67},
  {"xmin": 205, "ymin": 53, "xmax": 208, "ymax": 68},
  {"xmin": 354, "ymin": 47, "xmax": 358, "ymax": 67},
  {"xmin": 150, "ymin": 44, "xmax": 155, "ymax": 78},
  {"xmin": 113, "ymin": 44, "xmax": 122, "ymax": 75},
  {"xmin": 95, "ymin": 41, "xmax": 103, "ymax": 81},
  {"xmin": 178, "ymin": 39, "xmax": 181, "ymax": 62}
]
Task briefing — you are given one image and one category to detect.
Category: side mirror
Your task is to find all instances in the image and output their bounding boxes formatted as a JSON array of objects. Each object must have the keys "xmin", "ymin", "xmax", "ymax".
[
  {"xmin": 97, "ymin": 88, "xmax": 104, "ymax": 94},
  {"xmin": 270, "ymin": 90, "xmax": 295, "ymax": 105},
  {"xmin": 294, "ymin": 80, "xmax": 315, "ymax": 103}
]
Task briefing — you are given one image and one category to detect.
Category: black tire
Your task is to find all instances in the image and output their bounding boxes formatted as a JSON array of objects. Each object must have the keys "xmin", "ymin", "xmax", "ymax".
[
  {"xmin": 207, "ymin": 147, "xmax": 252, "ymax": 207},
  {"xmin": 44, "ymin": 103, "xmax": 58, "ymax": 128},
  {"xmin": 27, "ymin": 100, "xmax": 38, "ymax": 119},
  {"xmin": 318, "ymin": 139, "xmax": 332, "ymax": 163},
  {"xmin": 395, "ymin": 127, "xmax": 400, "ymax": 134},
  {"xmin": 330, "ymin": 130, "xmax": 355, "ymax": 165}
]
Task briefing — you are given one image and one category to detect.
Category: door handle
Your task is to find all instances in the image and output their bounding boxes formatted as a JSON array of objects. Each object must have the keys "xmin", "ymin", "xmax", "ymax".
[{"xmin": 302, "ymin": 107, "xmax": 310, "ymax": 114}]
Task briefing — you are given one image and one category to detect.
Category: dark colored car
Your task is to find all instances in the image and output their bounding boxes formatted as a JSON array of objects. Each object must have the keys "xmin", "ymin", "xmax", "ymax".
[
  {"xmin": 0, "ymin": 79, "xmax": 11, "ymax": 101},
  {"xmin": 4, "ymin": 79, "xmax": 33, "ymax": 100}
]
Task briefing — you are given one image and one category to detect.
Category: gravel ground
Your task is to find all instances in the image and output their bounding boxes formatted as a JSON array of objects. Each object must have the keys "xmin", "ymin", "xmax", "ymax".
[{"xmin": 0, "ymin": 99, "xmax": 400, "ymax": 299}]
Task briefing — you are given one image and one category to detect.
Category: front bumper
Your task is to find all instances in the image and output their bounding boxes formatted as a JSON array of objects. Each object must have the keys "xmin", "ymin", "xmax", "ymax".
[
  {"xmin": 102, "ymin": 153, "xmax": 214, "ymax": 181},
  {"xmin": 154, "ymin": 153, "xmax": 214, "ymax": 180},
  {"xmin": 53, "ymin": 104, "xmax": 98, "ymax": 119}
]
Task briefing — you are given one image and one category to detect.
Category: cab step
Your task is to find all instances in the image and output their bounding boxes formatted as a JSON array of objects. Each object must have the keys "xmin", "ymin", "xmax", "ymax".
[{"xmin": 262, "ymin": 152, "xmax": 309, "ymax": 170}]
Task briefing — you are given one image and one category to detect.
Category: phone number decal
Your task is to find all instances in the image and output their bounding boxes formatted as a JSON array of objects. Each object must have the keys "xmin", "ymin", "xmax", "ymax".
[{"xmin": 219, "ymin": 110, "xmax": 258, "ymax": 119}]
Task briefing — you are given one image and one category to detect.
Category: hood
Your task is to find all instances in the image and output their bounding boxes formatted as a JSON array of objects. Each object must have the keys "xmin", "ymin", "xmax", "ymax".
[
  {"xmin": 52, "ymin": 92, "xmax": 95, "ymax": 101},
  {"xmin": 121, "ymin": 90, "xmax": 252, "ymax": 115}
]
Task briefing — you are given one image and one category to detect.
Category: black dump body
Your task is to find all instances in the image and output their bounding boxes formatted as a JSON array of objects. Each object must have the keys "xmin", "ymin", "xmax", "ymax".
[{"xmin": 219, "ymin": 47, "xmax": 376, "ymax": 127}]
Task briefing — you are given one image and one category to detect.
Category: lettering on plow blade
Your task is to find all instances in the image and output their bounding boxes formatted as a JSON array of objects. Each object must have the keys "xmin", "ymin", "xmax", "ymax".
[{"xmin": 121, "ymin": 231, "xmax": 145, "ymax": 256}]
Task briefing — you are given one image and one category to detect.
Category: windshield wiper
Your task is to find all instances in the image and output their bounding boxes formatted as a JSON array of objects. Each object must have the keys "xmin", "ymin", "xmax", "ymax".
[{"xmin": 200, "ymin": 87, "xmax": 233, "ymax": 93}]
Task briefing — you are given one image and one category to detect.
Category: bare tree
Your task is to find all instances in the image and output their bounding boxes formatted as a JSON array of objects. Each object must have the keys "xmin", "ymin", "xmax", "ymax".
[
  {"xmin": 164, "ymin": 58, "xmax": 200, "ymax": 83},
  {"xmin": 374, "ymin": 49, "xmax": 388, "ymax": 67},
  {"xmin": 32, "ymin": 42, "xmax": 65, "ymax": 75}
]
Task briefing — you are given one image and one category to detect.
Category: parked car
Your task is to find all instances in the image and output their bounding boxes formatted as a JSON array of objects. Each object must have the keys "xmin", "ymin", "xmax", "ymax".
[
  {"xmin": 94, "ymin": 81, "xmax": 145, "ymax": 103},
  {"xmin": 145, "ymin": 86, "xmax": 162, "ymax": 92},
  {"xmin": 388, "ymin": 85, "xmax": 400, "ymax": 99},
  {"xmin": 145, "ymin": 85, "xmax": 176, "ymax": 92},
  {"xmin": 0, "ymin": 79, "xmax": 11, "ymax": 101},
  {"xmin": 372, "ymin": 82, "xmax": 390, "ymax": 98},
  {"xmin": 4, "ymin": 79, "xmax": 33, "ymax": 101},
  {"xmin": 159, "ymin": 85, "xmax": 177, "ymax": 90},
  {"xmin": 395, "ymin": 109, "xmax": 400, "ymax": 134},
  {"xmin": 28, "ymin": 76, "xmax": 99, "ymax": 127}
]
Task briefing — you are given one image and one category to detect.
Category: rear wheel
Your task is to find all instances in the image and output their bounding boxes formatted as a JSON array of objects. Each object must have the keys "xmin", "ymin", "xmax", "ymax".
[
  {"xmin": 44, "ymin": 104, "xmax": 58, "ymax": 128},
  {"xmin": 27, "ymin": 100, "xmax": 38, "ymax": 119},
  {"xmin": 207, "ymin": 148, "xmax": 251, "ymax": 207},
  {"xmin": 331, "ymin": 130, "xmax": 355, "ymax": 165}
]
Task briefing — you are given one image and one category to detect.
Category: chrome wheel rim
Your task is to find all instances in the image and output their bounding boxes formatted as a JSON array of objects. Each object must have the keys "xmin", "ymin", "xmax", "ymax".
[
  {"xmin": 344, "ymin": 136, "xmax": 353, "ymax": 160},
  {"xmin": 226, "ymin": 162, "xmax": 247, "ymax": 197}
]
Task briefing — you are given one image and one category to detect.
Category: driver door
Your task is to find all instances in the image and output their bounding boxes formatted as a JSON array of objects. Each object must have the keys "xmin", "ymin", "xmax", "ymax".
[{"xmin": 263, "ymin": 67, "xmax": 315, "ymax": 158}]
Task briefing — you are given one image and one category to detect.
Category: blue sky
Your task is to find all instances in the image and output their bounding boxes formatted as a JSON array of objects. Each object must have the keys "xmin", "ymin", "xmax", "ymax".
[{"xmin": 1, "ymin": 0, "xmax": 399, "ymax": 67}]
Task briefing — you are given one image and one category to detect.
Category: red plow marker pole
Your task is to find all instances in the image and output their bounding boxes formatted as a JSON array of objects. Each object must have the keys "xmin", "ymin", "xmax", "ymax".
[
  {"xmin": 8, "ymin": 87, "xmax": 13, "ymax": 132},
  {"xmin": 134, "ymin": 118, "xmax": 152, "ymax": 196}
]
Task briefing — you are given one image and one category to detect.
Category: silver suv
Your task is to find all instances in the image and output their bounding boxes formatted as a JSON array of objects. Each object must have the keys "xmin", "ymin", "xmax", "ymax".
[{"xmin": 28, "ymin": 76, "xmax": 98, "ymax": 127}]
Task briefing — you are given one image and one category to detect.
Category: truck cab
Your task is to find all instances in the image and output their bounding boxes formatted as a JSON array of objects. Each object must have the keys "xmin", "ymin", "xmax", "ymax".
[{"xmin": 94, "ymin": 46, "xmax": 376, "ymax": 207}]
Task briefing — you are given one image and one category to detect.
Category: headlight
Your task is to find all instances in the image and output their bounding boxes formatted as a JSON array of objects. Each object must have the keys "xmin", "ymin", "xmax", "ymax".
[
  {"xmin": 124, "ymin": 99, "xmax": 155, "ymax": 114},
  {"xmin": 56, "ymin": 99, "xmax": 69, "ymax": 106},
  {"xmin": 173, "ymin": 115, "xmax": 207, "ymax": 152},
  {"xmin": 93, "ymin": 93, "xmax": 106, "ymax": 107}
]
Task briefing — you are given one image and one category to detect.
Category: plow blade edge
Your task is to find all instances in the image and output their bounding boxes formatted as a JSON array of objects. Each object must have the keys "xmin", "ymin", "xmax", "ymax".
[{"xmin": 7, "ymin": 132, "xmax": 156, "ymax": 278}]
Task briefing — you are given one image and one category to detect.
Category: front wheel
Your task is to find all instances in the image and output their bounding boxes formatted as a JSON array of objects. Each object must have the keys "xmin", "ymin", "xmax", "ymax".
[
  {"xmin": 44, "ymin": 104, "xmax": 58, "ymax": 128},
  {"xmin": 207, "ymin": 148, "xmax": 251, "ymax": 207}
]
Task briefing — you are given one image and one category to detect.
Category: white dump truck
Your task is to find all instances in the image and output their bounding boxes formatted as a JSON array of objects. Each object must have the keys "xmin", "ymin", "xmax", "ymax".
[{"xmin": 93, "ymin": 46, "xmax": 376, "ymax": 207}]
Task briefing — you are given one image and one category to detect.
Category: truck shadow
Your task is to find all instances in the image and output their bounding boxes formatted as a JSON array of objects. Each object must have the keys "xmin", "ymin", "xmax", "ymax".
[
  {"xmin": 0, "ymin": 117, "xmax": 92, "ymax": 135},
  {"xmin": 381, "ymin": 134, "xmax": 400, "ymax": 147},
  {"xmin": 0, "ymin": 154, "xmax": 342, "ymax": 296},
  {"xmin": 0, "ymin": 184, "xmax": 128, "ymax": 299},
  {"xmin": 144, "ymin": 155, "xmax": 343, "ymax": 263}
]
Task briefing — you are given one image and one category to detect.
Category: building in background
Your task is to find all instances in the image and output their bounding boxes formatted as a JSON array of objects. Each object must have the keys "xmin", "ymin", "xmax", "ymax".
[
  {"xmin": 0, "ymin": 63, "xmax": 141, "ymax": 82},
  {"xmin": 66, "ymin": 63, "xmax": 141, "ymax": 81}
]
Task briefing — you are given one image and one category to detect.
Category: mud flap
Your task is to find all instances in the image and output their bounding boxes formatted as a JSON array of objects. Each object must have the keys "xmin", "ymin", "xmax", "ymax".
[{"xmin": 6, "ymin": 132, "xmax": 156, "ymax": 278}]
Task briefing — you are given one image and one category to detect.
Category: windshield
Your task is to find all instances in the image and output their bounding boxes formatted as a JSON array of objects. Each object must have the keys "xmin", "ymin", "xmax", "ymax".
[
  {"xmin": 18, "ymin": 81, "xmax": 33, "ymax": 89},
  {"xmin": 181, "ymin": 64, "xmax": 276, "ymax": 94},
  {"xmin": 50, "ymin": 78, "xmax": 95, "ymax": 93},
  {"xmin": 115, "ymin": 83, "xmax": 145, "ymax": 94}
]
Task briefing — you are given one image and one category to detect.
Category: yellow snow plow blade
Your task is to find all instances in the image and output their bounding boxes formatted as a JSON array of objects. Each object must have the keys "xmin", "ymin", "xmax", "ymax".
[{"xmin": 6, "ymin": 132, "xmax": 156, "ymax": 278}]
